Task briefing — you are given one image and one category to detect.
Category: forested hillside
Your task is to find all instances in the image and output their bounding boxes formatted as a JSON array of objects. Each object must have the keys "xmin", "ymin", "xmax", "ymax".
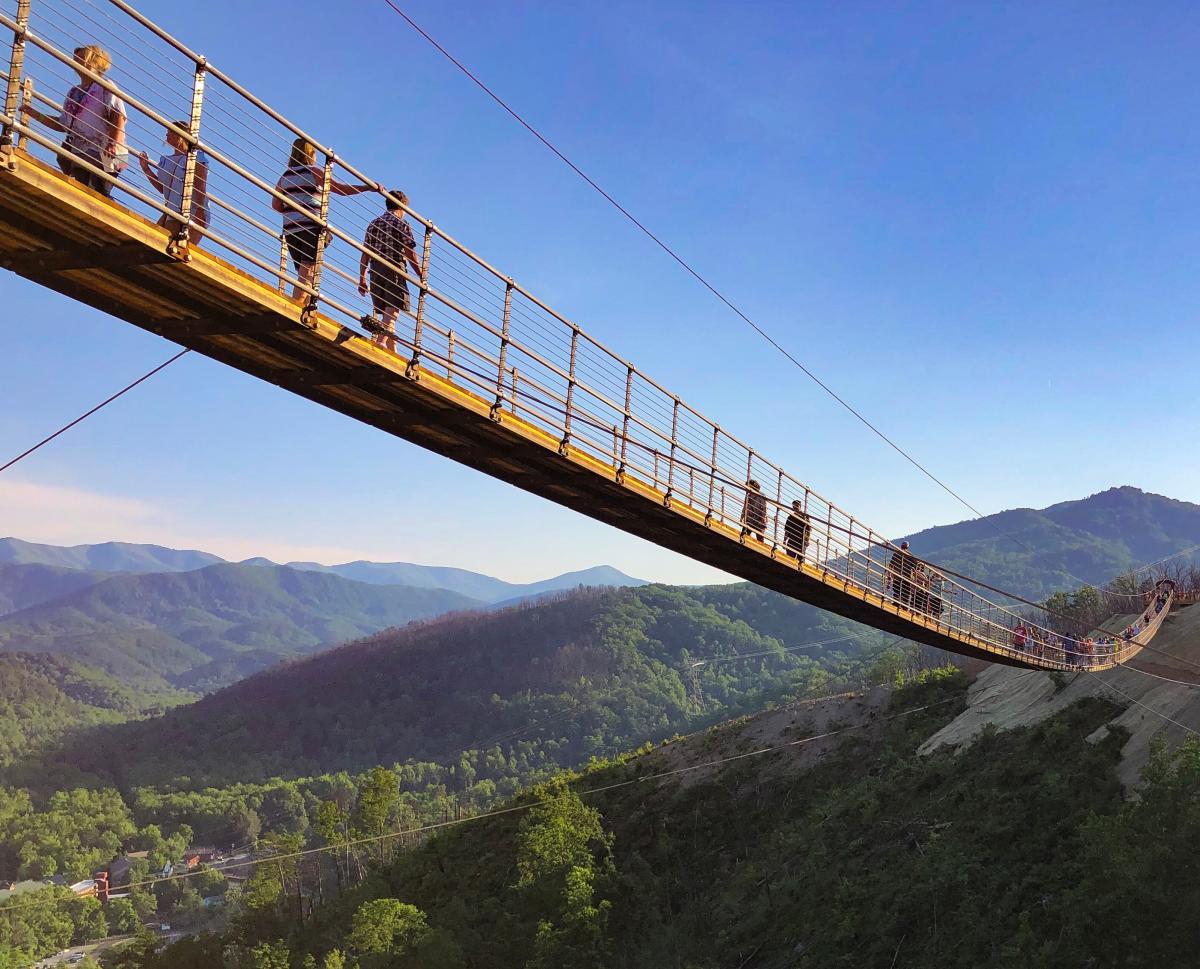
[
  {"xmin": 0, "ymin": 587, "xmax": 917, "ymax": 965},
  {"xmin": 0, "ymin": 563, "xmax": 480, "ymax": 691},
  {"xmin": 5, "ymin": 487, "xmax": 1199, "ymax": 965},
  {"xmin": 0, "ymin": 562, "xmax": 112, "ymax": 614},
  {"xmin": 0, "ymin": 654, "xmax": 186, "ymax": 766},
  {"xmin": 39, "ymin": 584, "xmax": 899, "ymax": 790},
  {"xmin": 86, "ymin": 673, "xmax": 1200, "ymax": 969}
]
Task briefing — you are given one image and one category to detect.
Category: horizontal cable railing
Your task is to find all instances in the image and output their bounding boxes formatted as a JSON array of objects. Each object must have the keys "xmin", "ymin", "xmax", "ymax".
[{"xmin": 0, "ymin": 0, "xmax": 1175, "ymax": 671}]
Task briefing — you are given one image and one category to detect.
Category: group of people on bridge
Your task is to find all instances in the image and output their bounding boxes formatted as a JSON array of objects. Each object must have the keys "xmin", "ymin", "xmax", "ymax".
[
  {"xmin": 22, "ymin": 44, "xmax": 420, "ymax": 354},
  {"xmin": 738, "ymin": 467, "xmax": 1174, "ymax": 669},
  {"xmin": 740, "ymin": 479, "xmax": 813, "ymax": 563},
  {"xmin": 885, "ymin": 541, "xmax": 945, "ymax": 619},
  {"xmin": 739, "ymin": 484, "xmax": 946, "ymax": 618},
  {"xmin": 1013, "ymin": 581, "xmax": 1171, "ymax": 666}
]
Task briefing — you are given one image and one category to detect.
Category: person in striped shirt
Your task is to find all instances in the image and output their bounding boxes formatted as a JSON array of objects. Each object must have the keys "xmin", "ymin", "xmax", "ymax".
[{"xmin": 272, "ymin": 137, "xmax": 372, "ymax": 300}]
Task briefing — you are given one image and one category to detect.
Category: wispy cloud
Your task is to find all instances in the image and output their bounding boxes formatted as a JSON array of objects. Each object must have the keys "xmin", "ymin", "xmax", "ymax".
[{"xmin": 0, "ymin": 478, "xmax": 362, "ymax": 565}]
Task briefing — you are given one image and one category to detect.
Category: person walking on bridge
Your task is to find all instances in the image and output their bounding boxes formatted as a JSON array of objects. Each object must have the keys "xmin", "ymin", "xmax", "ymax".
[
  {"xmin": 135, "ymin": 120, "xmax": 210, "ymax": 246},
  {"xmin": 24, "ymin": 45, "xmax": 127, "ymax": 198},
  {"xmin": 359, "ymin": 190, "xmax": 421, "ymax": 354},
  {"xmin": 887, "ymin": 541, "xmax": 916, "ymax": 608},
  {"xmin": 783, "ymin": 500, "xmax": 812, "ymax": 562},
  {"xmin": 273, "ymin": 137, "xmax": 373, "ymax": 301},
  {"xmin": 741, "ymin": 480, "xmax": 768, "ymax": 543}
]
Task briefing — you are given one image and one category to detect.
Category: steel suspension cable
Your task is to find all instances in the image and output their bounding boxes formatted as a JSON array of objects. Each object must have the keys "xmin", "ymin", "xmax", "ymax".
[
  {"xmin": 0, "ymin": 348, "xmax": 189, "ymax": 474},
  {"xmin": 376, "ymin": 0, "xmax": 1113, "ymax": 583},
  {"xmin": 1092, "ymin": 674, "xmax": 1200, "ymax": 737}
]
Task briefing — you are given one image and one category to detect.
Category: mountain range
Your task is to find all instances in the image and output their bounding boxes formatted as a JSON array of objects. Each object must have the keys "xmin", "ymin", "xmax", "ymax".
[
  {"xmin": 898, "ymin": 486, "xmax": 1200, "ymax": 599},
  {"xmin": 0, "ymin": 541, "xmax": 647, "ymax": 692},
  {"xmin": 0, "ymin": 563, "xmax": 481, "ymax": 692},
  {"xmin": 1, "ymin": 485, "xmax": 1196, "ymax": 780},
  {"xmin": 0, "ymin": 537, "xmax": 648, "ymax": 603}
]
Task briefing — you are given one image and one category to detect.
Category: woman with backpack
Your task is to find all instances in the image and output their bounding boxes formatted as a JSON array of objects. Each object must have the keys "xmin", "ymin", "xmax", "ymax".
[
  {"xmin": 25, "ymin": 45, "xmax": 127, "ymax": 197},
  {"xmin": 272, "ymin": 137, "xmax": 373, "ymax": 300}
]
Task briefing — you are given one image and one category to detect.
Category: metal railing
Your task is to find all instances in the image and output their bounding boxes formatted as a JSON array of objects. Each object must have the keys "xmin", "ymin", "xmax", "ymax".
[{"xmin": 0, "ymin": 0, "xmax": 1171, "ymax": 671}]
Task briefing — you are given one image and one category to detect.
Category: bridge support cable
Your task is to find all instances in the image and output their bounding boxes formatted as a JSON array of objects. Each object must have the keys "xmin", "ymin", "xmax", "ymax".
[
  {"xmin": 0, "ymin": 0, "xmax": 1180, "ymax": 672},
  {"xmin": 0, "ymin": 347, "xmax": 188, "ymax": 474}
]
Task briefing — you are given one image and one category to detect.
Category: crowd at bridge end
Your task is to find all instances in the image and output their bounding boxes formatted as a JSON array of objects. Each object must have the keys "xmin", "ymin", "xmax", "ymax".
[{"xmin": 737, "ymin": 470, "xmax": 1176, "ymax": 668}]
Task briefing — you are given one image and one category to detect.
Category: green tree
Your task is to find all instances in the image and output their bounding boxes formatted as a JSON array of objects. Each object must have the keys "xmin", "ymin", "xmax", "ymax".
[
  {"xmin": 0, "ymin": 944, "xmax": 34, "ymax": 969},
  {"xmin": 1068, "ymin": 738, "xmax": 1200, "ymax": 965},
  {"xmin": 516, "ymin": 785, "xmax": 612, "ymax": 969},
  {"xmin": 230, "ymin": 805, "xmax": 262, "ymax": 846},
  {"xmin": 516, "ymin": 785, "xmax": 609, "ymax": 890},
  {"xmin": 349, "ymin": 898, "xmax": 429, "ymax": 960},
  {"xmin": 169, "ymin": 886, "xmax": 205, "ymax": 928},
  {"xmin": 357, "ymin": 768, "xmax": 399, "ymax": 862},
  {"xmin": 128, "ymin": 888, "xmax": 158, "ymax": 921},
  {"xmin": 68, "ymin": 896, "xmax": 108, "ymax": 944},
  {"xmin": 245, "ymin": 941, "xmax": 291, "ymax": 969},
  {"xmin": 106, "ymin": 896, "xmax": 140, "ymax": 934}
]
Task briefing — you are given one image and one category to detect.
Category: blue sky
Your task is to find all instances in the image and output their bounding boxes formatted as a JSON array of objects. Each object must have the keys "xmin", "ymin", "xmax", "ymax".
[{"xmin": 1, "ymin": 0, "xmax": 1198, "ymax": 583}]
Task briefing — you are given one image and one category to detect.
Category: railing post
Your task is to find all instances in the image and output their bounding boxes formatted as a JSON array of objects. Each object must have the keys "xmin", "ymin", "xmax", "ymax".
[
  {"xmin": 773, "ymin": 470, "xmax": 783, "ymax": 548},
  {"xmin": 823, "ymin": 504, "xmax": 832, "ymax": 571},
  {"xmin": 559, "ymin": 328, "xmax": 579, "ymax": 455},
  {"xmin": 666, "ymin": 398, "xmax": 679, "ymax": 502},
  {"xmin": 303, "ymin": 150, "xmax": 335, "ymax": 327},
  {"xmin": 1, "ymin": 0, "xmax": 31, "ymax": 160},
  {"xmin": 491, "ymin": 281, "xmax": 513, "ymax": 418},
  {"xmin": 510, "ymin": 367, "xmax": 519, "ymax": 414},
  {"xmin": 708, "ymin": 427, "xmax": 719, "ymax": 518},
  {"xmin": 409, "ymin": 223, "xmax": 433, "ymax": 378},
  {"xmin": 618, "ymin": 366, "xmax": 633, "ymax": 481},
  {"xmin": 277, "ymin": 234, "xmax": 288, "ymax": 296},
  {"xmin": 168, "ymin": 57, "xmax": 206, "ymax": 257},
  {"xmin": 446, "ymin": 329, "xmax": 455, "ymax": 379},
  {"xmin": 847, "ymin": 516, "xmax": 857, "ymax": 583}
]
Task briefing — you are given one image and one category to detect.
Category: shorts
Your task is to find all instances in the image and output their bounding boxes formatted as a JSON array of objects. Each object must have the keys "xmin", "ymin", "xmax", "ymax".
[
  {"xmin": 369, "ymin": 268, "xmax": 411, "ymax": 314},
  {"xmin": 58, "ymin": 142, "xmax": 113, "ymax": 197},
  {"xmin": 284, "ymin": 223, "xmax": 323, "ymax": 271}
]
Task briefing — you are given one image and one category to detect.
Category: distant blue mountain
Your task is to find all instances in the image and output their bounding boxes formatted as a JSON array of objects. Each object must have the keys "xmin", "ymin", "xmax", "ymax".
[
  {"xmin": 0, "ymin": 537, "xmax": 649, "ymax": 605},
  {"xmin": 281, "ymin": 560, "xmax": 649, "ymax": 603},
  {"xmin": 0, "ymin": 537, "xmax": 222, "ymax": 573}
]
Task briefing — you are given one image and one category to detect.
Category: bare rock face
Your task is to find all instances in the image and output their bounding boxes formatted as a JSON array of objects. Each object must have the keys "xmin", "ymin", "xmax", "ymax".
[{"xmin": 919, "ymin": 602, "xmax": 1200, "ymax": 789}]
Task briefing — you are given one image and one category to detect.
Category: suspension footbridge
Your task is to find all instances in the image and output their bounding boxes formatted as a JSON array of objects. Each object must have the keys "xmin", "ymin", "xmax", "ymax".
[{"xmin": 0, "ymin": 0, "xmax": 1179, "ymax": 672}]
